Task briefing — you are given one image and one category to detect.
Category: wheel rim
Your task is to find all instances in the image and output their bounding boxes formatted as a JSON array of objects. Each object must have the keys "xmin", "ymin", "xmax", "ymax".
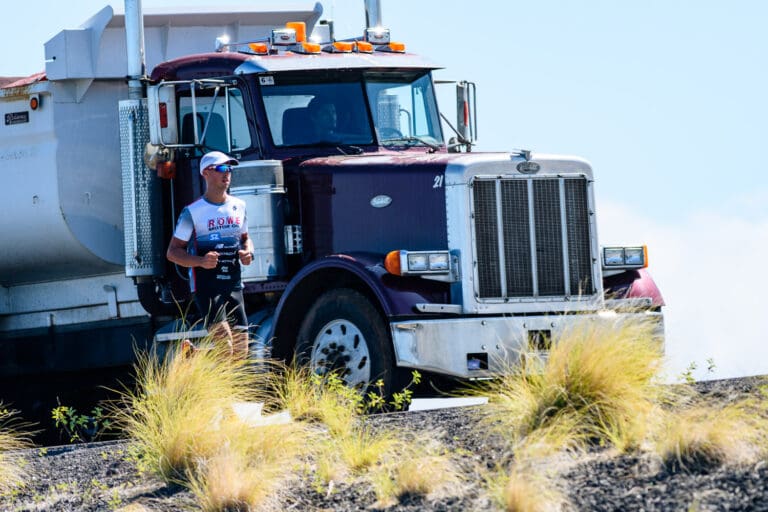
[{"xmin": 310, "ymin": 319, "xmax": 371, "ymax": 388}]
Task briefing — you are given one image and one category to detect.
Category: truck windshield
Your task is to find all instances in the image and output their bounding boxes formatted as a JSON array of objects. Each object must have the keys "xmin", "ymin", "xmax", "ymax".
[
  {"xmin": 260, "ymin": 71, "xmax": 443, "ymax": 149},
  {"xmin": 365, "ymin": 72, "xmax": 443, "ymax": 148},
  {"xmin": 262, "ymin": 82, "xmax": 374, "ymax": 147}
]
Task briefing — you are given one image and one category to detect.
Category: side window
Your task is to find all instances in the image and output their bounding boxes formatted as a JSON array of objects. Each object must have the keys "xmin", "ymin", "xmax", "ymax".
[{"xmin": 178, "ymin": 86, "xmax": 252, "ymax": 152}]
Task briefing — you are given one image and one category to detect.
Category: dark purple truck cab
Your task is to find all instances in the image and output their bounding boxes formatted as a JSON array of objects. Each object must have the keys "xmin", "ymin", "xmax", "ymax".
[{"xmin": 144, "ymin": 36, "xmax": 663, "ymax": 393}]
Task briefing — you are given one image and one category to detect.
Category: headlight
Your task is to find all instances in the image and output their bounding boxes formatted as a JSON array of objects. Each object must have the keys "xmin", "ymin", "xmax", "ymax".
[
  {"xmin": 385, "ymin": 250, "xmax": 452, "ymax": 275},
  {"xmin": 602, "ymin": 245, "xmax": 648, "ymax": 269},
  {"xmin": 407, "ymin": 253, "xmax": 429, "ymax": 272}
]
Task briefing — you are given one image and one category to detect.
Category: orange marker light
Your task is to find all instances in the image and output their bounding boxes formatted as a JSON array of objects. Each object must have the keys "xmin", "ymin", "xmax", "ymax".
[
  {"xmin": 388, "ymin": 42, "xmax": 406, "ymax": 52},
  {"xmin": 286, "ymin": 22, "xmax": 307, "ymax": 42},
  {"xmin": 159, "ymin": 102, "xmax": 168, "ymax": 128},
  {"xmin": 249, "ymin": 42, "xmax": 268, "ymax": 54},
  {"xmin": 302, "ymin": 42, "xmax": 322, "ymax": 53},
  {"xmin": 157, "ymin": 161, "xmax": 176, "ymax": 180},
  {"xmin": 356, "ymin": 41, "xmax": 373, "ymax": 53},
  {"xmin": 384, "ymin": 250, "xmax": 402, "ymax": 275},
  {"xmin": 333, "ymin": 41, "xmax": 354, "ymax": 52},
  {"xmin": 30, "ymin": 96, "xmax": 39, "ymax": 110}
]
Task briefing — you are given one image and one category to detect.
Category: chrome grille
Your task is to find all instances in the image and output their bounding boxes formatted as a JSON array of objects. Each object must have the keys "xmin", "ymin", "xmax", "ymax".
[{"xmin": 472, "ymin": 176, "xmax": 594, "ymax": 300}]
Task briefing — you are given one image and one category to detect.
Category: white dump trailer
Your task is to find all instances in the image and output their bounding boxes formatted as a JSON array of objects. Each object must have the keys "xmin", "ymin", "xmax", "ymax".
[{"xmin": 0, "ymin": 4, "xmax": 323, "ymax": 376}]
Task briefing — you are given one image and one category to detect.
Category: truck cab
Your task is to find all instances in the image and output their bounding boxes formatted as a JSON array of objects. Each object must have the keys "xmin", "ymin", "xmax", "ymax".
[{"xmin": 133, "ymin": 19, "xmax": 663, "ymax": 393}]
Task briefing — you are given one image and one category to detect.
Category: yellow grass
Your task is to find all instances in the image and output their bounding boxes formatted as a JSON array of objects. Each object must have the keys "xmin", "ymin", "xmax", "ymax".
[
  {"xmin": 502, "ymin": 467, "xmax": 566, "ymax": 512},
  {"xmin": 0, "ymin": 406, "xmax": 32, "ymax": 495},
  {"xmin": 655, "ymin": 401, "xmax": 767, "ymax": 471},
  {"xmin": 369, "ymin": 434, "xmax": 461, "ymax": 505},
  {"xmin": 269, "ymin": 363, "xmax": 360, "ymax": 438},
  {"xmin": 185, "ymin": 443, "xmax": 281, "ymax": 512},
  {"xmin": 477, "ymin": 315, "xmax": 665, "ymax": 452},
  {"xmin": 112, "ymin": 342, "xmax": 272, "ymax": 480}
]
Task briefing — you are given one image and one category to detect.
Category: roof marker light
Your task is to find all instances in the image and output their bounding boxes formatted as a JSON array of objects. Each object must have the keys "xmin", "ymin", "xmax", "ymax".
[
  {"xmin": 332, "ymin": 41, "xmax": 354, "ymax": 52},
  {"xmin": 286, "ymin": 22, "xmax": 307, "ymax": 43},
  {"xmin": 249, "ymin": 42, "xmax": 269, "ymax": 54},
  {"xmin": 356, "ymin": 41, "xmax": 374, "ymax": 53},
  {"xmin": 301, "ymin": 42, "xmax": 322, "ymax": 54}
]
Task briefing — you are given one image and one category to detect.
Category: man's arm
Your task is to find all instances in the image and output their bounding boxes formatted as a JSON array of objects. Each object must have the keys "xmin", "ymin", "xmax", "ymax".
[{"xmin": 167, "ymin": 236, "xmax": 218, "ymax": 269}]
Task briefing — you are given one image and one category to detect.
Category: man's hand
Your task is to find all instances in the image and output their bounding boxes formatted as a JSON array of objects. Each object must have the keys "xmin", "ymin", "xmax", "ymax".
[
  {"xmin": 200, "ymin": 251, "xmax": 219, "ymax": 269},
  {"xmin": 238, "ymin": 249, "xmax": 253, "ymax": 266}
]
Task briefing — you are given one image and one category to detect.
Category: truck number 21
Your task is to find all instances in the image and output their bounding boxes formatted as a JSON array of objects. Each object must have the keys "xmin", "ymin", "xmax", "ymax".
[{"xmin": 433, "ymin": 175, "xmax": 444, "ymax": 188}]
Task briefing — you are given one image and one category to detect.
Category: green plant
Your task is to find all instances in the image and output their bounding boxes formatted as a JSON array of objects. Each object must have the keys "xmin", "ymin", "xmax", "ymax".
[
  {"xmin": 680, "ymin": 358, "xmax": 718, "ymax": 384},
  {"xmin": 107, "ymin": 488, "xmax": 122, "ymax": 510},
  {"xmin": 52, "ymin": 404, "xmax": 112, "ymax": 443},
  {"xmin": 680, "ymin": 361, "xmax": 698, "ymax": 384}
]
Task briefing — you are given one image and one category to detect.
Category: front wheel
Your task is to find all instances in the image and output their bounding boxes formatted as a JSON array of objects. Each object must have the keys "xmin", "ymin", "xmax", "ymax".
[{"xmin": 296, "ymin": 288, "xmax": 397, "ymax": 395}]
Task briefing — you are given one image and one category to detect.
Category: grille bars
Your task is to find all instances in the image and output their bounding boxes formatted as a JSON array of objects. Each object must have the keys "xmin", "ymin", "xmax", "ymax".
[{"xmin": 472, "ymin": 175, "xmax": 592, "ymax": 300}]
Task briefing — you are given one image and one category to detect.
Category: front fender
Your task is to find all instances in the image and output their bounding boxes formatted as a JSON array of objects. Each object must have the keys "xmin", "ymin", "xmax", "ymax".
[
  {"xmin": 603, "ymin": 268, "xmax": 665, "ymax": 307},
  {"xmin": 269, "ymin": 253, "xmax": 450, "ymax": 358}
]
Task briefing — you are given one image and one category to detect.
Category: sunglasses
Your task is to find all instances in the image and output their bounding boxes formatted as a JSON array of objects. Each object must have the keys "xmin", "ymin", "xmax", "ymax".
[{"xmin": 209, "ymin": 164, "xmax": 234, "ymax": 173}]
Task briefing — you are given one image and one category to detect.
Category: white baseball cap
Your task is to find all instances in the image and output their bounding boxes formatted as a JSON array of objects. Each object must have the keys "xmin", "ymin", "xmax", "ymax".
[{"xmin": 199, "ymin": 151, "xmax": 239, "ymax": 175}]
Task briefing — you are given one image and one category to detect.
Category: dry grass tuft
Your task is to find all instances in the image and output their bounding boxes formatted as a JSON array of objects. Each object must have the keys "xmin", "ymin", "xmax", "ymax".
[
  {"xmin": 655, "ymin": 400, "xmax": 767, "ymax": 472},
  {"xmin": 185, "ymin": 443, "xmax": 281, "ymax": 512},
  {"xmin": 477, "ymin": 315, "xmax": 664, "ymax": 453},
  {"xmin": 502, "ymin": 466, "xmax": 566, "ymax": 512},
  {"xmin": 0, "ymin": 405, "xmax": 32, "ymax": 495},
  {"xmin": 112, "ymin": 341, "xmax": 272, "ymax": 480},
  {"xmin": 269, "ymin": 363, "xmax": 359, "ymax": 438},
  {"xmin": 369, "ymin": 434, "xmax": 462, "ymax": 506}
]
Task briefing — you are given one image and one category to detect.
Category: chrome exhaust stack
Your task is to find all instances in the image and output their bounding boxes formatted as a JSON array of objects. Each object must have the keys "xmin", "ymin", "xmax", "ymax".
[
  {"xmin": 364, "ymin": 0, "xmax": 382, "ymax": 28},
  {"xmin": 124, "ymin": 0, "xmax": 146, "ymax": 100}
]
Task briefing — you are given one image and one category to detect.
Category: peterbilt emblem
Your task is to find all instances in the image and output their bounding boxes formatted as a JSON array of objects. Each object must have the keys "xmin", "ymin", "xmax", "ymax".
[
  {"xmin": 370, "ymin": 195, "xmax": 392, "ymax": 208},
  {"xmin": 517, "ymin": 161, "xmax": 541, "ymax": 174}
]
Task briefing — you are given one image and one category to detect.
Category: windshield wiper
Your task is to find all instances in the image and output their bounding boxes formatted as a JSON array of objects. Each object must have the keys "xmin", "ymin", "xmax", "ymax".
[{"xmin": 381, "ymin": 136, "xmax": 440, "ymax": 153}]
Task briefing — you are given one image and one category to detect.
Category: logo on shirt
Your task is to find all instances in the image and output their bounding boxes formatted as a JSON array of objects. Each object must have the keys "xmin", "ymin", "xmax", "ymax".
[{"xmin": 207, "ymin": 216, "xmax": 242, "ymax": 230}]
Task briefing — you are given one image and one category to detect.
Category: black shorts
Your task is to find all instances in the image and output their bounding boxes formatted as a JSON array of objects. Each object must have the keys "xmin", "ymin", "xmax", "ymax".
[{"xmin": 194, "ymin": 289, "xmax": 248, "ymax": 330}]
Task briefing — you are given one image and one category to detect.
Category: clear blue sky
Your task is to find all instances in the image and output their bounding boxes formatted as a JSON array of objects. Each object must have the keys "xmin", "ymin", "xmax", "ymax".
[{"xmin": 3, "ymin": 1, "xmax": 767, "ymax": 380}]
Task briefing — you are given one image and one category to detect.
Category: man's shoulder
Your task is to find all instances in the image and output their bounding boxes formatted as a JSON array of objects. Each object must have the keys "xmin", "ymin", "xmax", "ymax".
[{"xmin": 226, "ymin": 195, "xmax": 247, "ymax": 209}]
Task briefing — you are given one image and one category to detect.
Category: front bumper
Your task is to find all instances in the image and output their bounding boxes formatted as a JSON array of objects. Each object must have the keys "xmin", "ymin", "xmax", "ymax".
[{"xmin": 390, "ymin": 309, "xmax": 664, "ymax": 378}]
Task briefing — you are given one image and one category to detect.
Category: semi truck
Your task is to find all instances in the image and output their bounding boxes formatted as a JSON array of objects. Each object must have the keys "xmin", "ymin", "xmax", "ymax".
[{"xmin": 0, "ymin": 0, "xmax": 663, "ymax": 393}]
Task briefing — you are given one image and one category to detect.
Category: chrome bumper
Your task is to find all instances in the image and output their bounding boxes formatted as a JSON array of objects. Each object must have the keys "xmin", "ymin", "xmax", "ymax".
[{"xmin": 390, "ymin": 310, "xmax": 664, "ymax": 378}]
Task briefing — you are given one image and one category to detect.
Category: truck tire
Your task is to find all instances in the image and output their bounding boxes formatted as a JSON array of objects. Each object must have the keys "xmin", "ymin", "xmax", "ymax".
[{"xmin": 296, "ymin": 288, "xmax": 397, "ymax": 395}]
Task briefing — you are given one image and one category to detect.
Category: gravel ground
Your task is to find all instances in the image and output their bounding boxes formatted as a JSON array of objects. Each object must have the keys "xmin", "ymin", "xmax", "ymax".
[{"xmin": 2, "ymin": 376, "xmax": 767, "ymax": 511}]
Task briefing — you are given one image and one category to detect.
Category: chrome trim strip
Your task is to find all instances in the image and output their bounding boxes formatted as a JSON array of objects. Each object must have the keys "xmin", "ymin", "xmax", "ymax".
[
  {"xmin": 527, "ymin": 179, "xmax": 539, "ymax": 296},
  {"xmin": 559, "ymin": 178, "xmax": 571, "ymax": 296},
  {"xmin": 415, "ymin": 303, "xmax": 462, "ymax": 314},
  {"xmin": 494, "ymin": 180, "xmax": 508, "ymax": 297}
]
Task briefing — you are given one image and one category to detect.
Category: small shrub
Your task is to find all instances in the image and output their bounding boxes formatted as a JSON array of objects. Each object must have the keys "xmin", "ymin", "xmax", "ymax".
[
  {"xmin": 655, "ymin": 401, "xmax": 766, "ymax": 472},
  {"xmin": 503, "ymin": 467, "xmax": 566, "ymax": 512},
  {"xmin": 475, "ymin": 315, "xmax": 664, "ymax": 452},
  {"xmin": 111, "ymin": 341, "xmax": 270, "ymax": 480},
  {"xmin": 52, "ymin": 404, "xmax": 112, "ymax": 443},
  {"xmin": 185, "ymin": 443, "xmax": 281, "ymax": 512}
]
